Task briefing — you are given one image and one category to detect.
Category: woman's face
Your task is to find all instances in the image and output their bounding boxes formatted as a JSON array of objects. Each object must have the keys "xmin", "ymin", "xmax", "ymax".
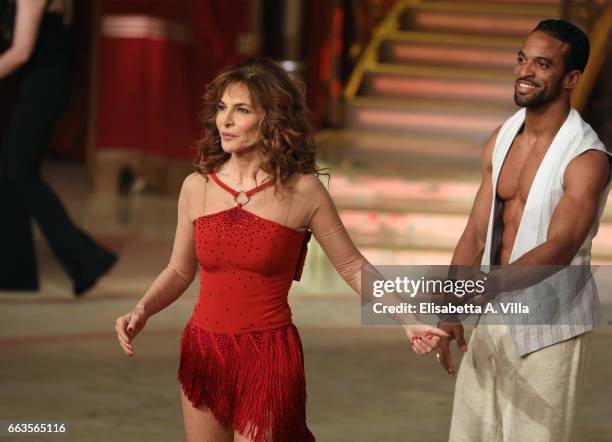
[{"xmin": 216, "ymin": 82, "xmax": 263, "ymax": 154}]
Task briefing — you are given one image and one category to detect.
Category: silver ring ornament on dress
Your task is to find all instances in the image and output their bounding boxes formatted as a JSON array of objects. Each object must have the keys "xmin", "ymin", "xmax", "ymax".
[
  {"xmin": 234, "ymin": 191, "xmax": 250, "ymax": 206},
  {"xmin": 435, "ymin": 353, "xmax": 441, "ymax": 361}
]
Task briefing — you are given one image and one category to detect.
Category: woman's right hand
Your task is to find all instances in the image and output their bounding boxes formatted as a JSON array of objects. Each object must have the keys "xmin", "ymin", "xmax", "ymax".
[
  {"xmin": 403, "ymin": 324, "xmax": 449, "ymax": 356},
  {"xmin": 115, "ymin": 306, "xmax": 149, "ymax": 357}
]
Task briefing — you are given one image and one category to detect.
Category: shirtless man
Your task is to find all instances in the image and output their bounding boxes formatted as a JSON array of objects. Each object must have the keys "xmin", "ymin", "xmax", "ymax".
[{"xmin": 436, "ymin": 19, "xmax": 611, "ymax": 441}]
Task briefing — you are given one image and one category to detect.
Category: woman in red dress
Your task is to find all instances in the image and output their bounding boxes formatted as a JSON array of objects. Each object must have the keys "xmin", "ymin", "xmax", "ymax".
[{"xmin": 115, "ymin": 58, "xmax": 447, "ymax": 442}]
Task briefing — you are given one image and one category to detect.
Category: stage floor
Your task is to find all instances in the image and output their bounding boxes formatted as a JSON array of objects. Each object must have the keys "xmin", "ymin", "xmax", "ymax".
[{"xmin": 1, "ymin": 304, "xmax": 611, "ymax": 441}]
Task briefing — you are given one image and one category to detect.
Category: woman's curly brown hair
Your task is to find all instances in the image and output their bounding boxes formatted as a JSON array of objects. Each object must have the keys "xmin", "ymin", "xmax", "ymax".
[{"xmin": 194, "ymin": 57, "xmax": 326, "ymax": 186}]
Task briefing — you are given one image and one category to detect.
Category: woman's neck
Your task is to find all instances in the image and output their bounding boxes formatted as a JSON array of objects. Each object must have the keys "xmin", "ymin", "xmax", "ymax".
[{"xmin": 218, "ymin": 149, "xmax": 268, "ymax": 187}]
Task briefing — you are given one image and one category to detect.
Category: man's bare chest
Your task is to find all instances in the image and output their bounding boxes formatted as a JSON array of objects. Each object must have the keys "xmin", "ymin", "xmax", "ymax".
[{"xmin": 497, "ymin": 137, "xmax": 550, "ymax": 204}]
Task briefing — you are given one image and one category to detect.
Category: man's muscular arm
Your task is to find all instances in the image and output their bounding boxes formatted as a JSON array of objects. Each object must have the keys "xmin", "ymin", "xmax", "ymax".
[
  {"xmin": 450, "ymin": 127, "xmax": 499, "ymax": 266},
  {"xmin": 513, "ymin": 150, "xmax": 610, "ymax": 265},
  {"xmin": 436, "ymin": 126, "xmax": 500, "ymax": 377}
]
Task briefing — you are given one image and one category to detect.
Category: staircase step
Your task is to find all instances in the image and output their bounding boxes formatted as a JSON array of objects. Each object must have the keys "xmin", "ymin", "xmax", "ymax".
[
  {"xmin": 379, "ymin": 33, "xmax": 519, "ymax": 70},
  {"xmin": 357, "ymin": 248, "xmax": 454, "ymax": 266},
  {"xmin": 341, "ymin": 209, "xmax": 465, "ymax": 251},
  {"xmin": 422, "ymin": 0, "xmax": 561, "ymax": 8},
  {"xmin": 328, "ymin": 173, "xmax": 479, "ymax": 215},
  {"xmin": 317, "ymin": 128, "xmax": 484, "ymax": 179},
  {"xmin": 344, "ymin": 97, "xmax": 513, "ymax": 138},
  {"xmin": 402, "ymin": 3, "xmax": 559, "ymax": 37},
  {"xmin": 361, "ymin": 63, "xmax": 515, "ymax": 81},
  {"xmin": 360, "ymin": 68, "xmax": 514, "ymax": 103},
  {"xmin": 410, "ymin": 1, "xmax": 560, "ymax": 16}
]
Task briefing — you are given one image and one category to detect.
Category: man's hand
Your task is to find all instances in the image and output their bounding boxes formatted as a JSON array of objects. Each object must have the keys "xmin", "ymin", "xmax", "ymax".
[{"xmin": 435, "ymin": 322, "xmax": 467, "ymax": 377}]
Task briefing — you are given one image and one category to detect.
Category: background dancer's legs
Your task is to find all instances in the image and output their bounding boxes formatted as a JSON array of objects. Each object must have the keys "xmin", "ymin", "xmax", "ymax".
[{"xmin": 0, "ymin": 65, "xmax": 116, "ymax": 295}]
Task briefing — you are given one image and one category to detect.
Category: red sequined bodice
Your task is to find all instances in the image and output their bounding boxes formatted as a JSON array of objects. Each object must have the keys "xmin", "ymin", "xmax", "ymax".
[{"xmin": 192, "ymin": 172, "xmax": 310, "ymax": 333}]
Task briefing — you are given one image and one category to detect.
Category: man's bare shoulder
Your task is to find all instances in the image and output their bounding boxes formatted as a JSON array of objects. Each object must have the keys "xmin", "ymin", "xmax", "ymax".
[
  {"xmin": 491, "ymin": 124, "xmax": 503, "ymax": 140},
  {"xmin": 481, "ymin": 125, "xmax": 503, "ymax": 173},
  {"xmin": 565, "ymin": 149, "xmax": 611, "ymax": 192},
  {"xmin": 485, "ymin": 125, "xmax": 503, "ymax": 152}
]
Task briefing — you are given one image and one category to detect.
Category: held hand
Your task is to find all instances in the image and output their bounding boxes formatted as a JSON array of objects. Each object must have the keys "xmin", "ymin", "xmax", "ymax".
[
  {"xmin": 434, "ymin": 322, "xmax": 467, "ymax": 377},
  {"xmin": 403, "ymin": 324, "xmax": 449, "ymax": 356},
  {"xmin": 115, "ymin": 306, "xmax": 148, "ymax": 357}
]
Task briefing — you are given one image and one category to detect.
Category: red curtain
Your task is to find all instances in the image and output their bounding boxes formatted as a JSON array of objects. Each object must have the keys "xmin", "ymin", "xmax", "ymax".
[{"xmin": 95, "ymin": 0, "xmax": 250, "ymax": 159}]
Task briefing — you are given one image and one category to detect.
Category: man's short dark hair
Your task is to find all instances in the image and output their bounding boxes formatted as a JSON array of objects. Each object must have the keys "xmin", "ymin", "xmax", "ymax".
[{"xmin": 532, "ymin": 19, "xmax": 590, "ymax": 73}]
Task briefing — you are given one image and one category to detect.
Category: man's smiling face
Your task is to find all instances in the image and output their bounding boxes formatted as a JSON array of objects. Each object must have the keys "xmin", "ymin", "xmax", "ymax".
[{"xmin": 513, "ymin": 31, "xmax": 571, "ymax": 108}]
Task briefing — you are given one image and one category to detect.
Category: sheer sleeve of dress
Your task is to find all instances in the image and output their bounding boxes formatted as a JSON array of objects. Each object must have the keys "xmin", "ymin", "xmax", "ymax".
[
  {"xmin": 136, "ymin": 174, "xmax": 199, "ymax": 317},
  {"xmin": 297, "ymin": 175, "xmax": 420, "ymax": 326},
  {"xmin": 297, "ymin": 175, "xmax": 370, "ymax": 295}
]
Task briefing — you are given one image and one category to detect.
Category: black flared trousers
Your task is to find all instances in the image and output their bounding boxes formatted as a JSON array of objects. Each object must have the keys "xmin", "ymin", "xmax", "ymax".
[{"xmin": 0, "ymin": 63, "xmax": 109, "ymax": 290}]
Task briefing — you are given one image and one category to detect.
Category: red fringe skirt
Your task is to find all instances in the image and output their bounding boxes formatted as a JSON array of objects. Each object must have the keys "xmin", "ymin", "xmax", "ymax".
[{"xmin": 178, "ymin": 320, "xmax": 315, "ymax": 442}]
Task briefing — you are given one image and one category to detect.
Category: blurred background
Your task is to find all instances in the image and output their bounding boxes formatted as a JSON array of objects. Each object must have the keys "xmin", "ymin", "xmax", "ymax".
[{"xmin": 1, "ymin": 1, "xmax": 611, "ymax": 441}]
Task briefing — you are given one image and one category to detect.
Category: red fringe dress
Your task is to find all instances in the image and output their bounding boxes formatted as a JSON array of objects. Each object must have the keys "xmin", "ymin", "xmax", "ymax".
[{"xmin": 178, "ymin": 171, "xmax": 315, "ymax": 442}]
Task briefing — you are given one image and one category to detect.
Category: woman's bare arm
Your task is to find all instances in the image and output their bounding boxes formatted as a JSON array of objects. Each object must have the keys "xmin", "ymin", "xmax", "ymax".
[{"xmin": 0, "ymin": 0, "xmax": 46, "ymax": 79}]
